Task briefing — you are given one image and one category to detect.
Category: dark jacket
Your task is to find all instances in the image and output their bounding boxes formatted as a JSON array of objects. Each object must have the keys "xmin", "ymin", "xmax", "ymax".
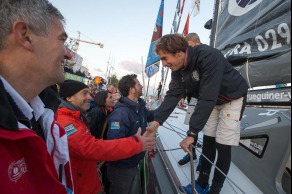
[
  {"xmin": 107, "ymin": 97, "xmax": 155, "ymax": 168},
  {"xmin": 155, "ymin": 45, "xmax": 248, "ymax": 134},
  {"xmin": 88, "ymin": 106, "xmax": 110, "ymax": 139}
]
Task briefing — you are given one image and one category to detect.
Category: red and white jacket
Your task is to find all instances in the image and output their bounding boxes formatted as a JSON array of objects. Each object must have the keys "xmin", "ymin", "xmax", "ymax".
[{"xmin": 0, "ymin": 77, "xmax": 73, "ymax": 194}]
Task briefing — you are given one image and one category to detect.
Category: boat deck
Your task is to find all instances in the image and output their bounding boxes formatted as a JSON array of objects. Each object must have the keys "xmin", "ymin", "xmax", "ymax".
[{"xmin": 157, "ymin": 108, "xmax": 263, "ymax": 194}]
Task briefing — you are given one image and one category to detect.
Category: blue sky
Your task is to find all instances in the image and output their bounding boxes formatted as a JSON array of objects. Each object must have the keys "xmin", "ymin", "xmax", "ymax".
[{"xmin": 50, "ymin": 0, "xmax": 214, "ymax": 92}]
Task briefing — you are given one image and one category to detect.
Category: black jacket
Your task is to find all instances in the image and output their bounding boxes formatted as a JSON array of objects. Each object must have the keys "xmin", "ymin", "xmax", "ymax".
[
  {"xmin": 155, "ymin": 45, "xmax": 248, "ymax": 133},
  {"xmin": 88, "ymin": 106, "xmax": 110, "ymax": 139}
]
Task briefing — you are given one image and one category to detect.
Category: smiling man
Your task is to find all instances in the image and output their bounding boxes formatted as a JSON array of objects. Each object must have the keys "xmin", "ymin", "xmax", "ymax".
[
  {"xmin": 148, "ymin": 34, "xmax": 248, "ymax": 194},
  {"xmin": 107, "ymin": 74, "xmax": 156, "ymax": 194},
  {"xmin": 0, "ymin": 0, "xmax": 73, "ymax": 193}
]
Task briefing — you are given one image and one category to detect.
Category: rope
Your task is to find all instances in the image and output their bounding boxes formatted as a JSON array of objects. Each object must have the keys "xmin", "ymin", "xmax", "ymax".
[{"xmin": 162, "ymin": 122, "xmax": 247, "ymax": 194}]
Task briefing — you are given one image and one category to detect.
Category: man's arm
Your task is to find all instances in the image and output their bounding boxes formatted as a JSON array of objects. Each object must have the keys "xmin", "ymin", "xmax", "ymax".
[
  {"xmin": 154, "ymin": 71, "xmax": 185, "ymax": 125},
  {"xmin": 57, "ymin": 111, "xmax": 155, "ymax": 162}
]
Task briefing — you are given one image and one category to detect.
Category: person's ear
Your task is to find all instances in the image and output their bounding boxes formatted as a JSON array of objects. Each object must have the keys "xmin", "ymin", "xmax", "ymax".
[
  {"xmin": 177, "ymin": 51, "xmax": 184, "ymax": 58},
  {"xmin": 66, "ymin": 96, "xmax": 73, "ymax": 102},
  {"xmin": 130, "ymin": 87, "xmax": 135, "ymax": 94},
  {"xmin": 13, "ymin": 20, "xmax": 34, "ymax": 51}
]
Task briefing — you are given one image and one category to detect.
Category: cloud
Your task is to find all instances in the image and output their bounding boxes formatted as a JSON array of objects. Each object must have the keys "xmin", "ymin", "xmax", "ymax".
[{"xmin": 119, "ymin": 60, "xmax": 142, "ymax": 75}]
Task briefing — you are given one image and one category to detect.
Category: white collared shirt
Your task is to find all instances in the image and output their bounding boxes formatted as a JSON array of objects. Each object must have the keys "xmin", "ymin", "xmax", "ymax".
[{"xmin": 0, "ymin": 76, "xmax": 45, "ymax": 128}]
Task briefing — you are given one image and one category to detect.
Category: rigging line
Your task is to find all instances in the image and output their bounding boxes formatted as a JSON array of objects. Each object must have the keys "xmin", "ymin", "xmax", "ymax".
[
  {"xmin": 158, "ymin": 133, "xmax": 191, "ymax": 183},
  {"xmin": 164, "ymin": 122, "xmax": 247, "ymax": 194},
  {"xmin": 246, "ymin": 60, "xmax": 253, "ymax": 89},
  {"xmin": 161, "ymin": 125, "xmax": 237, "ymax": 194},
  {"xmin": 162, "ymin": 125, "xmax": 203, "ymax": 146},
  {"xmin": 159, "ymin": 148, "xmax": 183, "ymax": 152},
  {"xmin": 280, "ymin": 112, "xmax": 291, "ymax": 121},
  {"xmin": 164, "ymin": 123, "xmax": 240, "ymax": 194},
  {"xmin": 166, "ymin": 123, "xmax": 204, "ymax": 146},
  {"xmin": 155, "ymin": 140, "xmax": 188, "ymax": 194}
]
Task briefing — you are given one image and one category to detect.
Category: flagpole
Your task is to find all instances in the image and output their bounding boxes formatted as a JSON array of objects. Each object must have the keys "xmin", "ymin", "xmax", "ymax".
[
  {"xmin": 146, "ymin": 78, "xmax": 151, "ymax": 98},
  {"xmin": 141, "ymin": 57, "xmax": 147, "ymax": 98},
  {"xmin": 210, "ymin": 0, "xmax": 220, "ymax": 47},
  {"xmin": 177, "ymin": 0, "xmax": 186, "ymax": 33}
]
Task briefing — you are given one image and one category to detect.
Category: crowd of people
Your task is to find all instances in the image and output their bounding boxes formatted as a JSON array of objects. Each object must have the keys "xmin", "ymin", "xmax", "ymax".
[
  {"xmin": 64, "ymin": 64, "xmax": 93, "ymax": 80},
  {"xmin": 0, "ymin": 1, "xmax": 248, "ymax": 194}
]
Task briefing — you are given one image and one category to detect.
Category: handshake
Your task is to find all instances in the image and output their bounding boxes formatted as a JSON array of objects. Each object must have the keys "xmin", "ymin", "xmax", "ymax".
[{"xmin": 136, "ymin": 121, "xmax": 160, "ymax": 151}]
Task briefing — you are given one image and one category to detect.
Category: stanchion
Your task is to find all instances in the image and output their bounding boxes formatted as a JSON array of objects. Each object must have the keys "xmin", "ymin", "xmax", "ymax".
[{"xmin": 190, "ymin": 146, "xmax": 196, "ymax": 194}]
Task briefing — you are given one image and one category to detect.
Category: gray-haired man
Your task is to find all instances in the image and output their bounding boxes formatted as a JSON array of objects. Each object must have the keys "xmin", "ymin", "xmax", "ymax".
[{"xmin": 0, "ymin": 0, "xmax": 73, "ymax": 193}]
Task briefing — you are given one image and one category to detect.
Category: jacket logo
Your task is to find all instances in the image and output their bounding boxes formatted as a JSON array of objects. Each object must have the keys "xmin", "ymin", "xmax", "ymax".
[
  {"xmin": 229, "ymin": 0, "xmax": 263, "ymax": 16},
  {"xmin": 64, "ymin": 123, "xmax": 77, "ymax": 137},
  {"xmin": 8, "ymin": 158, "xmax": 28, "ymax": 183},
  {"xmin": 111, "ymin": 122, "xmax": 120, "ymax": 130},
  {"xmin": 192, "ymin": 71, "xmax": 200, "ymax": 81}
]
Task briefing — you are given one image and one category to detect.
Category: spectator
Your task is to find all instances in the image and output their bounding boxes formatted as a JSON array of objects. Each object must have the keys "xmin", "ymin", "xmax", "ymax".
[
  {"xmin": 107, "ymin": 74, "xmax": 155, "ymax": 194},
  {"xmin": 89, "ymin": 91, "xmax": 115, "ymax": 139},
  {"xmin": 0, "ymin": 0, "xmax": 73, "ymax": 193},
  {"xmin": 57, "ymin": 80, "xmax": 156, "ymax": 194},
  {"xmin": 157, "ymin": 82, "xmax": 163, "ymax": 99},
  {"xmin": 107, "ymin": 84, "xmax": 117, "ymax": 93},
  {"xmin": 88, "ymin": 90, "xmax": 116, "ymax": 193}
]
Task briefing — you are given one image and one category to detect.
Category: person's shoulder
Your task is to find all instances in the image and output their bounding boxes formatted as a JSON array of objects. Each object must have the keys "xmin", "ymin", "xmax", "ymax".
[{"xmin": 109, "ymin": 106, "xmax": 130, "ymax": 120}]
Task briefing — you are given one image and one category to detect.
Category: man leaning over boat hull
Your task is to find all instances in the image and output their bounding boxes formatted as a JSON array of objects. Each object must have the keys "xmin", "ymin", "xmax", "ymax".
[{"xmin": 148, "ymin": 34, "xmax": 248, "ymax": 194}]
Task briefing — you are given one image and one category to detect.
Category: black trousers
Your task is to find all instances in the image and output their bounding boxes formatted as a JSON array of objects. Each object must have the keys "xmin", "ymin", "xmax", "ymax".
[{"xmin": 107, "ymin": 164, "xmax": 139, "ymax": 194}]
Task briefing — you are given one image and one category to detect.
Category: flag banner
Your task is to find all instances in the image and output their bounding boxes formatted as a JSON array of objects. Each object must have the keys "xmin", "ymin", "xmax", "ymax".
[
  {"xmin": 181, "ymin": 0, "xmax": 186, "ymax": 14},
  {"xmin": 182, "ymin": 14, "xmax": 190, "ymax": 37},
  {"xmin": 215, "ymin": 0, "xmax": 291, "ymax": 87},
  {"xmin": 171, "ymin": 0, "xmax": 181, "ymax": 34},
  {"xmin": 145, "ymin": 0, "xmax": 164, "ymax": 78},
  {"xmin": 192, "ymin": 0, "xmax": 201, "ymax": 17}
]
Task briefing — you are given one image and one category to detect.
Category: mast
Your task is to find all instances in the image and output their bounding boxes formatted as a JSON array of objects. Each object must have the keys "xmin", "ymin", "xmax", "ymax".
[{"xmin": 210, "ymin": 0, "xmax": 220, "ymax": 48}]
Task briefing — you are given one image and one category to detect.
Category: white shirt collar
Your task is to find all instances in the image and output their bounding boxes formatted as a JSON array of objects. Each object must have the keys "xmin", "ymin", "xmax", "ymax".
[{"xmin": 0, "ymin": 76, "xmax": 45, "ymax": 120}]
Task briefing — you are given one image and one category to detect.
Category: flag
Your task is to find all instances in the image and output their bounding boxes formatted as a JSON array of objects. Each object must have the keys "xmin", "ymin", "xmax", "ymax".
[
  {"xmin": 182, "ymin": 14, "xmax": 190, "ymax": 37},
  {"xmin": 145, "ymin": 0, "xmax": 164, "ymax": 78},
  {"xmin": 183, "ymin": 0, "xmax": 200, "ymax": 37},
  {"xmin": 181, "ymin": 0, "xmax": 186, "ymax": 14},
  {"xmin": 171, "ymin": 0, "xmax": 181, "ymax": 34},
  {"xmin": 192, "ymin": 0, "xmax": 201, "ymax": 17}
]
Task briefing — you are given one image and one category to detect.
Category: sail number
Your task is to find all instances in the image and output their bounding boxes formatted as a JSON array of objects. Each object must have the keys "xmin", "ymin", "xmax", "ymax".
[
  {"xmin": 224, "ymin": 23, "xmax": 291, "ymax": 57},
  {"xmin": 255, "ymin": 23, "xmax": 291, "ymax": 52}
]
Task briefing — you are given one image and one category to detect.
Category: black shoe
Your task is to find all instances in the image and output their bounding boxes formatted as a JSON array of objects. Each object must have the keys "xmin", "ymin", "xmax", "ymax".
[
  {"xmin": 196, "ymin": 155, "xmax": 202, "ymax": 173},
  {"xmin": 207, "ymin": 181, "xmax": 224, "ymax": 194},
  {"xmin": 178, "ymin": 153, "xmax": 198, "ymax": 167}
]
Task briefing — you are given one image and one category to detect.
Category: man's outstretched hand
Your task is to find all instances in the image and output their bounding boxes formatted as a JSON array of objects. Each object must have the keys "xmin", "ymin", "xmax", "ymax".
[
  {"xmin": 144, "ymin": 121, "xmax": 160, "ymax": 137},
  {"xmin": 136, "ymin": 128, "xmax": 156, "ymax": 151}
]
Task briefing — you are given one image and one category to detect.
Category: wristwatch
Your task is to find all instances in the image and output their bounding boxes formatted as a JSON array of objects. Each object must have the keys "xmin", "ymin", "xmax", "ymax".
[{"xmin": 187, "ymin": 130, "xmax": 197, "ymax": 139}]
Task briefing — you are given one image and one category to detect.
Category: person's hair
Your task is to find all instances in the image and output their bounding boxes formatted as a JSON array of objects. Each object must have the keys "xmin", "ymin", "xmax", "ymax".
[
  {"xmin": 118, "ymin": 74, "xmax": 137, "ymax": 97},
  {"xmin": 94, "ymin": 90, "xmax": 111, "ymax": 107},
  {"xmin": 185, "ymin": 33, "xmax": 201, "ymax": 44},
  {"xmin": 154, "ymin": 34, "xmax": 188, "ymax": 55},
  {"xmin": 0, "ymin": 0, "xmax": 65, "ymax": 50}
]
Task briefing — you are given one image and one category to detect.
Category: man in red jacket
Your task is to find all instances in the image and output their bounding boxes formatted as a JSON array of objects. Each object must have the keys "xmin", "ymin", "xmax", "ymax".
[
  {"xmin": 0, "ymin": 0, "xmax": 73, "ymax": 193},
  {"xmin": 57, "ymin": 80, "xmax": 156, "ymax": 194}
]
